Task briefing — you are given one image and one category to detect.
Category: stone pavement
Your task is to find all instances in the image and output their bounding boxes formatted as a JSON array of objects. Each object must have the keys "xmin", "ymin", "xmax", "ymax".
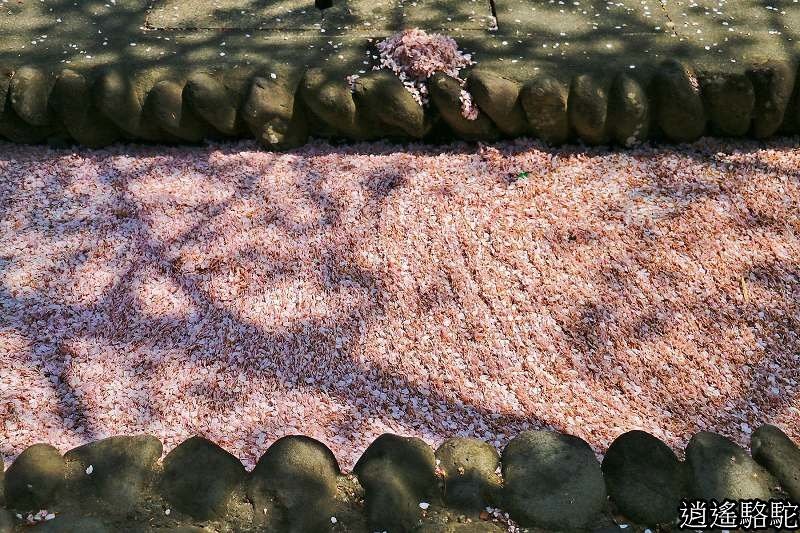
[{"xmin": 3, "ymin": 0, "xmax": 798, "ymax": 78}]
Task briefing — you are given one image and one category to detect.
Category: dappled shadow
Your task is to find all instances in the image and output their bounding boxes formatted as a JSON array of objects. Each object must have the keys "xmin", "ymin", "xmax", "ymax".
[{"xmin": 0, "ymin": 137, "xmax": 798, "ymax": 467}]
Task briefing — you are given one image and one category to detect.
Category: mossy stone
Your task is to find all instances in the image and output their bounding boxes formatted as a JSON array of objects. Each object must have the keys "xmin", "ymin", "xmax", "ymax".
[
  {"xmin": 9, "ymin": 66, "xmax": 53, "ymax": 127},
  {"xmin": 300, "ymin": 68, "xmax": 363, "ymax": 138},
  {"xmin": 429, "ymin": 73, "xmax": 499, "ymax": 141},
  {"xmin": 467, "ymin": 70, "xmax": 527, "ymax": 137},
  {"xmin": 50, "ymin": 69, "xmax": 120, "ymax": 147},
  {"xmin": 243, "ymin": 75, "xmax": 308, "ymax": 149},
  {"xmin": 747, "ymin": 59, "xmax": 796, "ymax": 138},
  {"xmin": 0, "ymin": 67, "xmax": 55, "ymax": 143},
  {"xmin": 94, "ymin": 68, "xmax": 170, "ymax": 141},
  {"xmin": 435, "ymin": 437, "xmax": 499, "ymax": 512},
  {"xmin": 30, "ymin": 515, "xmax": 110, "ymax": 533},
  {"xmin": 352, "ymin": 71, "xmax": 428, "ymax": 139},
  {"xmin": 519, "ymin": 75, "xmax": 570, "ymax": 145},
  {"xmin": 607, "ymin": 73, "xmax": 649, "ymax": 146},
  {"xmin": 184, "ymin": 71, "xmax": 241, "ymax": 136},
  {"xmin": 685, "ymin": 431, "xmax": 773, "ymax": 501},
  {"xmin": 145, "ymin": 79, "xmax": 212, "ymax": 143},
  {"xmin": 751, "ymin": 424, "xmax": 800, "ymax": 502},
  {"xmin": 0, "ymin": 67, "xmax": 8, "ymax": 110},
  {"xmin": 248, "ymin": 435, "xmax": 340, "ymax": 532},
  {"xmin": 156, "ymin": 526, "xmax": 211, "ymax": 533},
  {"xmin": 601, "ymin": 430, "xmax": 684, "ymax": 526},
  {"xmin": 0, "ymin": 509, "xmax": 14, "ymax": 533},
  {"xmin": 4, "ymin": 443, "xmax": 65, "ymax": 511},
  {"xmin": 569, "ymin": 73, "xmax": 610, "ymax": 145},
  {"xmin": 501, "ymin": 430, "xmax": 606, "ymax": 530},
  {"xmin": 652, "ymin": 60, "xmax": 706, "ymax": 142},
  {"xmin": 354, "ymin": 433, "xmax": 441, "ymax": 532},
  {"xmin": 702, "ymin": 72, "xmax": 755, "ymax": 137},
  {"xmin": 160, "ymin": 436, "xmax": 246, "ymax": 521},
  {"xmin": 63, "ymin": 435, "xmax": 162, "ymax": 514},
  {"xmin": 415, "ymin": 523, "xmax": 505, "ymax": 533},
  {"xmin": 0, "ymin": 108, "xmax": 55, "ymax": 143}
]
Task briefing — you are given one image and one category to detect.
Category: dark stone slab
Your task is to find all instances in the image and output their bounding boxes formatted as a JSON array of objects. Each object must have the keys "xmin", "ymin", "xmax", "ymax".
[
  {"xmin": 602, "ymin": 430, "xmax": 685, "ymax": 526},
  {"xmin": 63, "ymin": 435, "xmax": 163, "ymax": 514},
  {"xmin": 30, "ymin": 515, "xmax": 110, "ymax": 533},
  {"xmin": 354, "ymin": 433, "xmax": 441, "ymax": 532},
  {"xmin": 435, "ymin": 437, "xmax": 500, "ymax": 512},
  {"xmin": 685, "ymin": 431, "xmax": 774, "ymax": 501},
  {"xmin": 751, "ymin": 424, "xmax": 800, "ymax": 502},
  {"xmin": 4, "ymin": 444, "xmax": 65, "ymax": 512},
  {"xmin": 501, "ymin": 430, "xmax": 607, "ymax": 530},
  {"xmin": 248, "ymin": 435, "xmax": 340, "ymax": 532},
  {"xmin": 159, "ymin": 436, "xmax": 246, "ymax": 521}
]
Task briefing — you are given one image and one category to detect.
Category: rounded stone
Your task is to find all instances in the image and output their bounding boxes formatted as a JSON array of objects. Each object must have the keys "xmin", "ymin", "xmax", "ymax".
[
  {"xmin": 300, "ymin": 68, "xmax": 362, "ymax": 138},
  {"xmin": 747, "ymin": 59, "xmax": 796, "ymax": 138},
  {"xmin": 415, "ymin": 523, "xmax": 506, "ymax": 533},
  {"xmin": 50, "ymin": 69, "xmax": 120, "ymax": 147},
  {"xmin": 467, "ymin": 70, "xmax": 527, "ymax": 137},
  {"xmin": 352, "ymin": 71, "xmax": 428, "ymax": 139},
  {"xmin": 601, "ymin": 430, "xmax": 684, "ymax": 526},
  {"xmin": 145, "ymin": 80, "xmax": 210, "ymax": 142},
  {"xmin": 9, "ymin": 66, "xmax": 53, "ymax": 127},
  {"xmin": 685, "ymin": 431, "xmax": 773, "ymax": 501},
  {"xmin": 63, "ymin": 435, "xmax": 162, "ymax": 514},
  {"xmin": 0, "ymin": 110, "xmax": 55, "ymax": 143},
  {"xmin": 248, "ymin": 435, "xmax": 340, "ymax": 532},
  {"xmin": 607, "ymin": 73, "xmax": 649, "ymax": 146},
  {"xmin": 184, "ymin": 71, "xmax": 240, "ymax": 136},
  {"xmin": 1, "ymin": 67, "xmax": 56, "ymax": 143},
  {"xmin": 0, "ymin": 509, "xmax": 14, "ymax": 533},
  {"xmin": 354, "ymin": 433, "xmax": 441, "ymax": 532},
  {"xmin": 4, "ymin": 443, "xmax": 65, "ymax": 511},
  {"xmin": 243, "ymin": 75, "xmax": 308, "ymax": 149},
  {"xmin": 702, "ymin": 72, "xmax": 755, "ymax": 136},
  {"xmin": 751, "ymin": 424, "xmax": 800, "ymax": 502},
  {"xmin": 30, "ymin": 515, "xmax": 110, "ymax": 533},
  {"xmin": 160, "ymin": 436, "xmax": 246, "ymax": 521},
  {"xmin": 1, "ymin": 66, "xmax": 11, "ymax": 110},
  {"xmin": 519, "ymin": 75, "xmax": 570, "ymax": 145},
  {"xmin": 501, "ymin": 430, "xmax": 606, "ymax": 530},
  {"xmin": 93, "ymin": 68, "xmax": 168, "ymax": 141},
  {"xmin": 652, "ymin": 60, "xmax": 706, "ymax": 142},
  {"xmin": 156, "ymin": 526, "xmax": 211, "ymax": 533},
  {"xmin": 429, "ymin": 73, "xmax": 499, "ymax": 141},
  {"xmin": 435, "ymin": 438, "xmax": 500, "ymax": 511},
  {"xmin": 569, "ymin": 73, "xmax": 610, "ymax": 145}
]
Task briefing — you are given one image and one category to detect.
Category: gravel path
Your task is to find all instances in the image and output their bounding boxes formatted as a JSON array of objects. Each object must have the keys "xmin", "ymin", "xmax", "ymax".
[{"xmin": 1, "ymin": 138, "xmax": 798, "ymax": 469}]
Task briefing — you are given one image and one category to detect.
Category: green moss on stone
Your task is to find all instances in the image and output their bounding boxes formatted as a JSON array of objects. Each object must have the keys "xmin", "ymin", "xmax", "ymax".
[
  {"xmin": 467, "ymin": 70, "xmax": 527, "ymax": 138},
  {"xmin": 159, "ymin": 436, "xmax": 246, "ymax": 521},
  {"xmin": 501, "ymin": 430, "xmax": 607, "ymax": 530},
  {"xmin": 607, "ymin": 73, "xmax": 649, "ymax": 146},
  {"xmin": 686, "ymin": 431, "xmax": 774, "ymax": 502},
  {"xmin": 4, "ymin": 443, "xmax": 65, "ymax": 512},
  {"xmin": 520, "ymin": 75, "xmax": 571, "ymax": 145},
  {"xmin": 569, "ymin": 73, "xmax": 610, "ymax": 145},
  {"xmin": 602, "ymin": 430, "xmax": 685, "ymax": 526},
  {"xmin": 652, "ymin": 60, "xmax": 706, "ymax": 143}
]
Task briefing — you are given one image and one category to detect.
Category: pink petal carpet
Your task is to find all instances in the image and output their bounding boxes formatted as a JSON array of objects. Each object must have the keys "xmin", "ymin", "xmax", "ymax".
[{"xmin": 1, "ymin": 138, "xmax": 798, "ymax": 470}]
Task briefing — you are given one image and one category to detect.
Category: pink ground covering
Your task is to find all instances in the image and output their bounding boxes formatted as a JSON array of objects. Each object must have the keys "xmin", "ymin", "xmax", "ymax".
[{"xmin": 0, "ymin": 138, "xmax": 798, "ymax": 470}]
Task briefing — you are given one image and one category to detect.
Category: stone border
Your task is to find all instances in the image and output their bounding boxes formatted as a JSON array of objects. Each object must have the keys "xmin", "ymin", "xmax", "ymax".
[
  {"xmin": 1, "ymin": 424, "xmax": 798, "ymax": 532},
  {"xmin": 1, "ymin": 56, "xmax": 799, "ymax": 150}
]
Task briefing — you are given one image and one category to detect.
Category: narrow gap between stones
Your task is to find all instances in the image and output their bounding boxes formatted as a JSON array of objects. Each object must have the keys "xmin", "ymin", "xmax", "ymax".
[{"xmin": 489, "ymin": 0, "xmax": 498, "ymax": 27}]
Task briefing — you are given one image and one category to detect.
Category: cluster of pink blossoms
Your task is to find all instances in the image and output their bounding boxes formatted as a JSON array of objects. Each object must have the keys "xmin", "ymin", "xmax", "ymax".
[{"xmin": 350, "ymin": 28, "xmax": 479, "ymax": 120}]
